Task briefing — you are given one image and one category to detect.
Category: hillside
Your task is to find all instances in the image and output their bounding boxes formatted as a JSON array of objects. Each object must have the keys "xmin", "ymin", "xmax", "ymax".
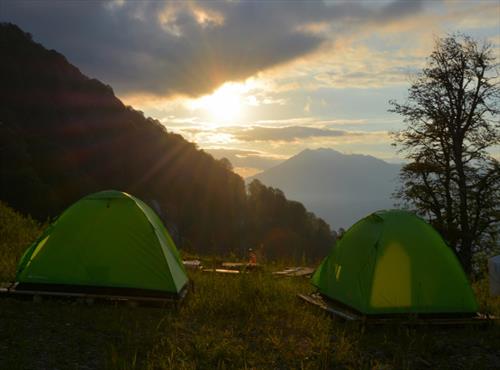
[
  {"xmin": 0, "ymin": 23, "xmax": 334, "ymax": 260},
  {"xmin": 251, "ymin": 148, "xmax": 401, "ymax": 229}
]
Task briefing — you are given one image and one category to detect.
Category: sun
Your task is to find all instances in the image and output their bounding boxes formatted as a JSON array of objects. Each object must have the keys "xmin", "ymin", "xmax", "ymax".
[
  {"xmin": 204, "ymin": 84, "xmax": 242, "ymax": 122},
  {"xmin": 189, "ymin": 82, "xmax": 247, "ymax": 124}
]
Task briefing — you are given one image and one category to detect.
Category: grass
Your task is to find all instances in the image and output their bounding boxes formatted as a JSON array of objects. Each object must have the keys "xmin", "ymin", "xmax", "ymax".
[
  {"xmin": 0, "ymin": 201, "xmax": 44, "ymax": 282},
  {"xmin": 0, "ymin": 202, "xmax": 499, "ymax": 369}
]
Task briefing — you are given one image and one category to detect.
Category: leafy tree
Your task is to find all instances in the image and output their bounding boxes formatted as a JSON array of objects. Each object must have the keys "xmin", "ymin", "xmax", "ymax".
[
  {"xmin": 217, "ymin": 157, "xmax": 233, "ymax": 171},
  {"xmin": 390, "ymin": 34, "xmax": 500, "ymax": 275}
]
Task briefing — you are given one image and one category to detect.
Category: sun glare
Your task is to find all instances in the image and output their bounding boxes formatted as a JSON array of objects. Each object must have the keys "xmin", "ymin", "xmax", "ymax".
[{"xmin": 189, "ymin": 82, "xmax": 249, "ymax": 124}]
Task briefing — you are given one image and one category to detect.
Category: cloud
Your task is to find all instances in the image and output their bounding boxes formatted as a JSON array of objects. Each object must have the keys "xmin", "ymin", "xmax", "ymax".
[
  {"xmin": 1, "ymin": 0, "xmax": 427, "ymax": 98},
  {"xmin": 204, "ymin": 148, "xmax": 285, "ymax": 173},
  {"xmin": 230, "ymin": 125, "xmax": 355, "ymax": 142},
  {"xmin": 172, "ymin": 122, "xmax": 389, "ymax": 147}
]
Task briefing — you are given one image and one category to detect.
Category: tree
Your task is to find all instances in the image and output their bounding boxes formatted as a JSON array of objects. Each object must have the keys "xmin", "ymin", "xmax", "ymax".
[
  {"xmin": 218, "ymin": 157, "xmax": 233, "ymax": 171},
  {"xmin": 390, "ymin": 34, "xmax": 500, "ymax": 275},
  {"xmin": 245, "ymin": 179, "xmax": 334, "ymax": 262}
]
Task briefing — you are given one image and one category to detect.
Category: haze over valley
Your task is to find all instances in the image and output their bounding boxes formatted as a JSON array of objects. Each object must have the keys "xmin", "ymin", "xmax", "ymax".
[{"xmin": 250, "ymin": 148, "xmax": 401, "ymax": 229}]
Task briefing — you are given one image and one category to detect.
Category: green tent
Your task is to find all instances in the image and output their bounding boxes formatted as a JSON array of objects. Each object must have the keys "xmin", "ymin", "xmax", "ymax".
[
  {"xmin": 312, "ymin": 210, "xmax": 478, "ymax": 315},
  {"xmin": 16, "ymin": 190, "xmax": 188, "ymax": 297}
]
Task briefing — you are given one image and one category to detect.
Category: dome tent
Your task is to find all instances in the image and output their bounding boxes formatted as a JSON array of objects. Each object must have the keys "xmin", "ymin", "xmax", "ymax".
[
  {"xmin": 16, "ymin": 190, "xmax": 188, "ymax": 298},
  {"xmin": 311, "ymin": 210, "xmax": 478, "ymax": 315}
]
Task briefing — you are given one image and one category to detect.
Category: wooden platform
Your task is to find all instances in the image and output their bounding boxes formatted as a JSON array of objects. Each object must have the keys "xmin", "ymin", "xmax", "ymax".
[
  {"xmin": 298, "ymin": 292, "xmax": 498, "ymax": 325},
  {"xmin": 0, "ymin": 282, "xmax": 188, "ymax": 307}
]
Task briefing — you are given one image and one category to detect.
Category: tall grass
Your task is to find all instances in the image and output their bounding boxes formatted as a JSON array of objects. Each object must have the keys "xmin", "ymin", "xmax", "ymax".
[
  {"xmin": 143, "ymin": 272, "xmax": 334, "ymax": 369},
  {"xmin": 0, "ymin": 201, "xmax": 43, "ymax": 281},
  {"xmin": 473, "ymin": 277, "xmax": 500, "ymax": 317}
]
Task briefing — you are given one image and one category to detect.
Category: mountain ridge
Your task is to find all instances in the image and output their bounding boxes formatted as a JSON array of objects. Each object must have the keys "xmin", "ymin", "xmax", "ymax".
[{"xmin": 250, "ymin": 148, "xmax": 401, "ymax": 228}]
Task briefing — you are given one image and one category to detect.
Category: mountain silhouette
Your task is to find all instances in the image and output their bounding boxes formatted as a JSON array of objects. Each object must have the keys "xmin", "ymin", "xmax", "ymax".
[{"xmin": 251, "ymin": 148, "xmax": 401, "ymax": 228}]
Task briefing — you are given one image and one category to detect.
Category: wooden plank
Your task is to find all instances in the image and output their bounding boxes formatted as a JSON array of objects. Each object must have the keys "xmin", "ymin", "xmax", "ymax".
[
  {"xmin": 273, "ymin": 267, "xmax": 301, "ymax": 275},
  {"xmin": 274, "ymin": 267, "xmax": 315, "ymax": 277},
  {"xmin": 298, "ymin": 293, "xmax": 358, "ymax": 320},
  {"xmin": 0, "ymin": 283, "xmax": 12, "ymax": 293},
  {"xmin": 182, "ymin": 260, "xmax": 202, "ymax": 270},
  {"xmin": 202, "ymin": 268, "xmax": 241, "ymax": 274},
  {"xmin": 0, "ymin": 282, "xmax": 13, "ymax": 290},
  {"xmin": 290, "ymin": 268, "xmax": 315, "ymax": 277}
]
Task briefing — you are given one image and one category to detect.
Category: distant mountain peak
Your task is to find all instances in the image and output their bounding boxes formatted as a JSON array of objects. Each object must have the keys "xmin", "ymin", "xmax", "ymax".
[
  {"xmin": 251, "ymin": 148, "xmax": 401, "ymax": 228},
  {"xmin": 294, "ymin": 147, "xmax": 384, "ymax": 160},
  {"xmin": 297, "ymin": 147, "xmax": 342, "ymax": 156},
  {"xmin": 272, "ymin": 148, "xmax": 393, "ymax": 173}
]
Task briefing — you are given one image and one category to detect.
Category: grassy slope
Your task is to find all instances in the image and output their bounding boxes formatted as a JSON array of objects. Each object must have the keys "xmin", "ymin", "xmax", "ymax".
[{"xmin": 0, "ymin": 203, "xmax": 499, "ymax": 370}]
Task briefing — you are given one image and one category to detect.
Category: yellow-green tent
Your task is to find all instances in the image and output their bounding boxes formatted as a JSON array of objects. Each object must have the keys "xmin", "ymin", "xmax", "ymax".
[
  {"xmin": 312, "ymin": 210, "xmax": 478, "ymax": 315},
  {"xmin": 16, "ymin": 190, "xmax": 188, "ymax": 297}
]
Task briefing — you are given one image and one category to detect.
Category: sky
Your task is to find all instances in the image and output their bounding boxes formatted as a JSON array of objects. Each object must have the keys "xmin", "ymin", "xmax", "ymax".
[{"xmin": 1, "ymin": 0, "xmax": 499, "ymax": 177}]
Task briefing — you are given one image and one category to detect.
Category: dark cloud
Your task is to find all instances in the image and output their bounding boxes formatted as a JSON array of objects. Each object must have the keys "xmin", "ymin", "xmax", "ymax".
[
  {"xmin": 1, "ymin": 0, "xmax": 427, "ymax": 97},
  {"xmin": 232, "ymin": 125, "xmax": 353, "ymax": 142}
]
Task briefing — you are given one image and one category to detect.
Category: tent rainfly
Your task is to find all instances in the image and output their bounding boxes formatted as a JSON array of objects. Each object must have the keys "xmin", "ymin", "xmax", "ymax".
[
  {"xmin": 312, "ymin": 210, "xmax": 478, "ymax": 315},
  {"xmin": 16, "ymin": 190, "xmax": 188, "ymax": 297}
]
